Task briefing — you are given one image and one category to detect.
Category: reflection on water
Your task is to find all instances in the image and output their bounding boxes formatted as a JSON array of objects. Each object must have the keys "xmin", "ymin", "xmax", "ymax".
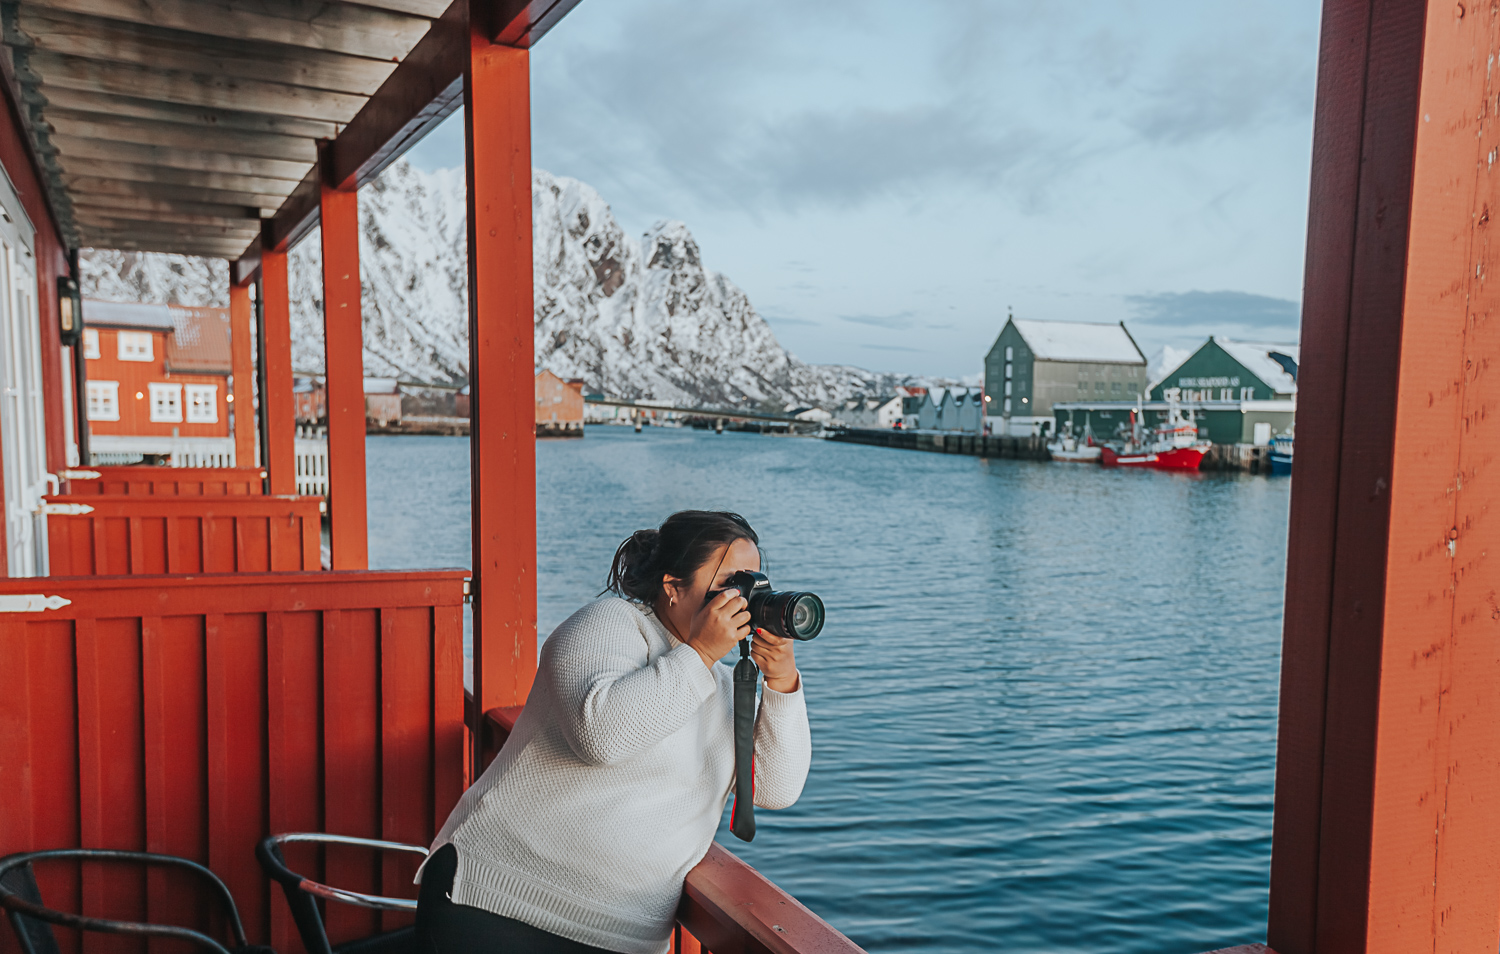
[{"xmin": 365, "ymin": 427, "xmax": 1287, "ymax": 954}]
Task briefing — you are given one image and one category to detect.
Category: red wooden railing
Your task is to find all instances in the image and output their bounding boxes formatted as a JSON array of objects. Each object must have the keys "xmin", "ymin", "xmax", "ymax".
[
  {"xmin": 44, "ymin": 494, "xmax": 322, "ymax": 575},
  {"xmin": 476, "ymin": 705, "xmax": 865, "ymax": 954},
  {"xmin": 65, "ymin": 466, "xmax": 267, "ymax": 496},
  {"xmin": 0, "ymin": 570, "xmax": 467, "ymax": 954}
]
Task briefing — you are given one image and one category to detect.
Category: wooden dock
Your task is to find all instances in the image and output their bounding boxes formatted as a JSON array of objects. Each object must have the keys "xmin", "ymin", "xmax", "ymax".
[{"xmin": 828, "ymin": 428, "xmax": 1050, "ymax": 460}]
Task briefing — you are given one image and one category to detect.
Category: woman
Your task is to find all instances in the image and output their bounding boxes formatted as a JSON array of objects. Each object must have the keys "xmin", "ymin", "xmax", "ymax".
[{"xmin": 416, "ymin": 511, "xmax": 811, "ymax": 954}]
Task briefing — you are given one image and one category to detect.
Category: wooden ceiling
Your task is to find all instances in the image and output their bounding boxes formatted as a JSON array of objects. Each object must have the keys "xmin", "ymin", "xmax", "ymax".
[{"xmin": 0, "ymin": 0, "xmax": 576, "ymax": 263}]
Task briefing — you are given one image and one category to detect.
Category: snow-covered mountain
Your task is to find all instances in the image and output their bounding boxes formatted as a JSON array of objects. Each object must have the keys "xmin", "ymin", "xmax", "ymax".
[{"xmin": 81, "ymin": 161, "xmax": 937, "ymax": 408}]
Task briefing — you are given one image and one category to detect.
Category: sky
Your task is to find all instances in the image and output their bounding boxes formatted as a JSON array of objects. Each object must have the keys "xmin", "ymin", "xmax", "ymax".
[{"xmin": 406, "ymin": 0, "xmax": 1321, "ymax": 378}]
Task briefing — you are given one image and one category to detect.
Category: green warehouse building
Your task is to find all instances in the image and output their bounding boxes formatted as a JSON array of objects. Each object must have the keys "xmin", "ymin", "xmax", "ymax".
[
  {"xmin": 1053, "ymin": 337, "xmax": 1298, "ymax": 447},
  {"xmin": 984, "ymin": 317, "xmax": 1148, "ymax": 435}
]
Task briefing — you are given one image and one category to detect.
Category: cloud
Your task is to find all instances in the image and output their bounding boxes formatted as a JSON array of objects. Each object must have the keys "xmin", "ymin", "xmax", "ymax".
[
  {"xmin": 1125, "ymin": 290, "xmax": 1301, "ymax": 345},
  {"xmin": 861, "ymin": 343, "xmax": 928, "ymax": 352},
  {"xmin": 764, "ymin": 314, "xmax": 818, "ymax": 326},
  {"xmin": 840, "ymin": 310, "xmax": 916, "ymax": 329}
]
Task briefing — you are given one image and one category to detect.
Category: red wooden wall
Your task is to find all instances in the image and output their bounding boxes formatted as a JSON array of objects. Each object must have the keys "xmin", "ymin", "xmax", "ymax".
[
  {"xmin": 66, "ymin": 467, "xmax": 266, "ymax": 497},
  {"xmin": 0, "ymin": 570, "xmax": 467, "ymax": 954},
  {"xmin": 45, "ymin": 495, "xmax": 321, "ymax": 576}
]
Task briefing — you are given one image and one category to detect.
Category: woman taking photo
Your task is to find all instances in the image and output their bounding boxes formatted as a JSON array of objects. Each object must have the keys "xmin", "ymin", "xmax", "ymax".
[{"xmin": 416, "ymin": 511, "xmax": 812, "ymax": 954}]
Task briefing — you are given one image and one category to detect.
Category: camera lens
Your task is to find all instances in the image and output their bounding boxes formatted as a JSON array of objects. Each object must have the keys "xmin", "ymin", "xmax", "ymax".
[{"xmin": 790, "ymin": 595, "xmax": 821, "ymax": 638}]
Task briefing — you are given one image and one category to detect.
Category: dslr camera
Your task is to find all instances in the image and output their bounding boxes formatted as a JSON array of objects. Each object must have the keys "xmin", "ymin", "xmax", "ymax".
[{"xmin": 723, "ymin": 570, "xmax": 824, "ymax": 641}]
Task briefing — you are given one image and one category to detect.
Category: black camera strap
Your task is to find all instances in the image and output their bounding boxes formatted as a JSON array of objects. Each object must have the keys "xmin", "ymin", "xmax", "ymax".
[{"xmin": 730, "ymin": 637, "xmax": 757, "ymax": 842}]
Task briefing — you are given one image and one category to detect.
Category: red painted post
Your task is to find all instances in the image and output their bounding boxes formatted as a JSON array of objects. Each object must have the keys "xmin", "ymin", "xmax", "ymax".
[
  {"xmin": 320, "ymin": 145, "xmax": 370, "ymax": 570},
  {"xmin": 228, "ymin": 281, "xmax": 257, "ymax": 469},
  {"xmin": 1267, "ymin": 1, "xmax": 1500, "ymax": 952},
  {"xmin": 259, "ymin": 248, "xmax": 297, "ymax": 496},
  {"xmin": 463, "ymin": 6, "xmax": 537, "ymax": 774}
]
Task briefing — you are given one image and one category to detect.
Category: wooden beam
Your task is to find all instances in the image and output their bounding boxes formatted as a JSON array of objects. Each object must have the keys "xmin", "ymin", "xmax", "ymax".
[
  {"xmin": 259, "ymin": 169, "xmax": 319, "ymax": 254},
  {"xmin": 45, "ymin": 110, "xmax": 318, "ymax": 164},
  {"xmin": 25, "ymin": 0, "xmax": 434, "ymax": 62},
  {"xmin": 58, "ymin": 158, "xmax": 301, "ymax": 197},
  {"xmin": 1267, "ymin": 0, "xmax": 1500, "ymax": 951},
  {"xmin": 39, "ymin": 87, "xmax": 340, "ymax": 140},
  {"xmin": 49, "ymin": 134, "xmax": 311, "ymax": 182},
  {"xmin": 79, "ymin": 220, "xmax": 261, "ymax": 241},
  {"xmin": 319, "ymin": 146, "xmax": 369, "ymax": 570},
  {"xmin": 27, "ymin": 51, "xmax": 369, "ymax": 123},
  {"xmin": 232, "ymin": 238, "xmax": 262, "ymax": 287},
  {"xmin": 464, "ymin": 8, "xmax": 536, "ymax": 774},
  {"xmin": 64, "ymin": 176, "xmax": 286, "ymax": 213},
  {"xmin": 15, "ymin": 8, "xmax": 399, "ymax": 98}
]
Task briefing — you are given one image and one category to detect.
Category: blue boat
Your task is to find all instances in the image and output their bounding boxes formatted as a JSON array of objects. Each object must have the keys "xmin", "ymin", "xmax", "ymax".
[{"xmin": 1270, "ymin": 432, "xmax": 1294, "ymax": 475}]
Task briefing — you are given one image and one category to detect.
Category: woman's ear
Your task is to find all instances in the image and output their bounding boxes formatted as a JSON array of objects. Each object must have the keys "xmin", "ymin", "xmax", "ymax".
[{"xmin": 661, "ymin": 574, "xmax": 683, "ymax": 607}]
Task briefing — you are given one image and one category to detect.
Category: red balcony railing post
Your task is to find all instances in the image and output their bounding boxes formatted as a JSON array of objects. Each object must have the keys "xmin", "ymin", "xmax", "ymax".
[
  {"xmin": 258, "ymin": 244, "xmax": 297, "ymax": 497},
  {"xmin": 229, "ymin": 278, "xmax": 257, "ymax": 470},
  {"xmin": 463, "ymin": 3, "xmax": 538, "ymax": 775},
  {"xmin": 319, "ymin": 142, "xmax": 371, "ymax": 570}
]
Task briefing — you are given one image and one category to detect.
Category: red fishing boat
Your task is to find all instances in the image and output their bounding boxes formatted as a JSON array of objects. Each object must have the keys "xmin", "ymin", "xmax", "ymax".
[{"xmin": 1099, "ymin": 399, "xmax": 1210, "ymax": 471}]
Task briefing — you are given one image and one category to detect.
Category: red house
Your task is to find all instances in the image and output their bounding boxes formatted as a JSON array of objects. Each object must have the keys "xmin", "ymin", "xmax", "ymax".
[{"xmin": 81, "ymin": 300, "xmax": 238, "ymax": 465}]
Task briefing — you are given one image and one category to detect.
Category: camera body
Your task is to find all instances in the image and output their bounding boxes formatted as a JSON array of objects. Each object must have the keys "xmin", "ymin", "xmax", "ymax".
[{"xmin": 724, "ymin": 570, "xmax": 824, "ymax": 641}]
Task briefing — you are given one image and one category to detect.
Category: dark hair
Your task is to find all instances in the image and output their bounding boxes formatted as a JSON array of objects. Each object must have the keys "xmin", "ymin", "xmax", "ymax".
[{"xmin": 606, "ymin": 511, "xmax": 759, "ymax": 603}]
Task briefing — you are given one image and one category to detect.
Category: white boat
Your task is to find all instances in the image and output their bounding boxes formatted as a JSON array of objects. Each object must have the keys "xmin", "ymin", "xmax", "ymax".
[{"xmin": 1047, "ymin": 434, "xmax": 1103, "ymax": 462}]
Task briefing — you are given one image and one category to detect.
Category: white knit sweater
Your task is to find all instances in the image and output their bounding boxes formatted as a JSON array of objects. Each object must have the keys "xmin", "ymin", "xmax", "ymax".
[{"xmin": 426, "ymin": 597, "xmax": 812, "ymax": 954}]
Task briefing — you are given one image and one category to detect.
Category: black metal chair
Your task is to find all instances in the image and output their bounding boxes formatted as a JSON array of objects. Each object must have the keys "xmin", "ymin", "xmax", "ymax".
[
  {"xmin": 0, "ymin": 848, "xmax": 275, "ymax": 954},
  {"xmin": 257, "ymin": 833, "xmax": 426, "ymax": 954}
]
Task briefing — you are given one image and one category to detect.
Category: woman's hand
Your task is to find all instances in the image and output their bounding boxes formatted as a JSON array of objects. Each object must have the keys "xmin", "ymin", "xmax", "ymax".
[
  {"xmin": 752, "ymin": 629, "xmax": 799, "ymax": 693},
  {"xmin": 685, "ymin": 588, "xmax": 750, "ymax": 668}
]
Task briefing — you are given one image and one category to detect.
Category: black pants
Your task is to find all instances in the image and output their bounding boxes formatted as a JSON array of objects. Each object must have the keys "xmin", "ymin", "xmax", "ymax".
[{"xmin": 415, "ymin": 845, "xmax": 616, "ymax": 954}]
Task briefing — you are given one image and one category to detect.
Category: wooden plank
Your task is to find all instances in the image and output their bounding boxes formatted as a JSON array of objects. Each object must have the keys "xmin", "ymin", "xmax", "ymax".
[
  {"xmin": 29, "ymin": 51, "xmax": 368, "ymax": 124},
  {"xmin": 65, "ymin": 175, "xmax": 287, "ymax": 212},
  {"xmin": 40, "ymin": 85, "xmax": 340, "ymax": 140},
  {"xmin": 266, "ymin": 610, "xmax": 324, "ymax": 954},
  {"xmin": 59, "ymin": 156, "xmax": 303, "ymax": 195},
  {"xmin": 681, "ymin": 844, "xmax": 864, "ymax": 954},
  {"xmin": 321, "ymin": 157, "xmax": 369, "ymax": 569},
  {"xmin": 261, "ymin": 249, "xmax": 297, "ymax": 493},
  {"xmin": 322, "ymin": 608, "xmax": 382, "ymax": 944},
  {"xmin": 259, "ymin": 166, "xmax": 321, "ymax": 254},
  {"xmin": 206, "ymin": 612, "xmax": 269, "ymax": 945},
  {"xmin": 464, "ymin": 22, "xmax": 537, "ymax": 765},
  {"xmin": 50, "ymin": 134, "xmax": 311, "ymax": 183},
  {"xmin": 380, "ymin": 607, "xmax": 429, "ymax": 929},
  {"xmin": 72, "ymin": 193, "xmax": 264, "ymax": 221},
  {"xmin": 16, "ymin": 8, "xmax": 399, "ymax": 97},
  {"xmin": 47, "ymin": 110, "xmax": 317, "ymax": 165},
  {"xmin": 24, "ymin": 0, "xmax": 434, "ymax": 62},
  {"xmin": 76, "ymin": 617, "xmax": 147, "ymax": 954},
  {"xmin": 81, "ymin": 219, "xmax": 262, "ymax": 242},
  {"xmin": 142, "ymin": 615, "xmax": 210, "ymax": 945},
  {"xmin": 76, "ymin": 206, "xmax": 261, "ymax": 230},
  {"xmin": 432, "ymin": 605, "xmax": 464, "ymax": 832}
]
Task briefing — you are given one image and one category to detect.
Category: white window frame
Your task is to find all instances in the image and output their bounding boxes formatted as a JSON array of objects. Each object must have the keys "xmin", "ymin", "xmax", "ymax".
[
  {"xmin": 118, "ymin": 330, "xmax": 154, "ymax": 362},
  {"xmin": 83, "ymin": 327, "xmax": 100, "ymax": 359},
  {"xmin": 185, "ymin": 383, "xmax": 218, "ymax": 423},
  {"xmin": 86, "ymin": 380, "xmax": 119, "ymax": 421},
  {"xmin": 149, "ymin": 382, "xmax": 182, "ymax": 422}
]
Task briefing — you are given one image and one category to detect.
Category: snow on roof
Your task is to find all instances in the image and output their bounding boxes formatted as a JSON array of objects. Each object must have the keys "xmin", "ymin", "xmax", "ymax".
[
  {"xmin": 165, "ymin": 306, "xmax": 232, "ymax": 373},
  {"xmin": 1216, "ymin": 339, "xmax": 1299, "ymax": 393},
  {"xmin": 82, "ymin": 299, "xmax": 175, "ymax": 330},
  {"xmin": 1011, "ymin": 319, "xmax": 1145, "ymax": 364}
]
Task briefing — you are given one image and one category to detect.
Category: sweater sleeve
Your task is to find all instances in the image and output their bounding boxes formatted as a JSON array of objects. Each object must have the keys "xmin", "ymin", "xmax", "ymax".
[
  {"xmin": 752, "ymin": 674, "xmax": 811, "ymax": 810},
  {"xmin": 542, "ymin": 600, "xmax": 720, "ymax": 766}
]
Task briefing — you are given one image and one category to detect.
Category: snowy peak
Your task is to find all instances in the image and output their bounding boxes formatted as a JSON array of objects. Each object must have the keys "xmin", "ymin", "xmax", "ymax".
[{"xmin": 81, "ymin": 160, "xmax": 940, "ymax": 408}]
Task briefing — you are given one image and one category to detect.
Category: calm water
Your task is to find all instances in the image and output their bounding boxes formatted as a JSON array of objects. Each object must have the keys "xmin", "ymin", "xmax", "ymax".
[{"xmin": 365, "ymin": 427, "xmax": 1288, "ymax": 954}]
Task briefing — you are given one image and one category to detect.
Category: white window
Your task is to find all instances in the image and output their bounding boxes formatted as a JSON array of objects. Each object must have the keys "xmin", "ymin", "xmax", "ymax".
[
  {"xmin": 1005, "ymin": 346, "xmax": 1013, "ymax": 361},
  {"xmin": 149, "ymin": 382, "xmax": 182, "ymax": 422},
  {"xmin": 118, "ymin": 330, "xmax": 154, "ymax": 362},
  {"xmin": 86, "ymin": 380, "xmax": 119, "ymax": 421},
  {"xmin": 185, "ymin": 384, "xmax": 218, "ymax": 423},
  {"xmin": 83, "ymin": 328, "xmax": 100, "ymax": 359},
  {"xmin": 1004, "ymin": 362, "xmax": 1013, "ymax": 380},
  {"xmin": 1003, "ymin": 398, "xmax": 1012, "ymax": 413},
  {"xmin": 1220, "ymin": 388, "xmax": 1233, "ymax": 401},
  {"xmin": 1241, "ymin": 386, "xmax": 1255, "ymax": 401},
  {"xmin": 1004, "ymin": 380, "xmax": 1012, "ymax": 395}
]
